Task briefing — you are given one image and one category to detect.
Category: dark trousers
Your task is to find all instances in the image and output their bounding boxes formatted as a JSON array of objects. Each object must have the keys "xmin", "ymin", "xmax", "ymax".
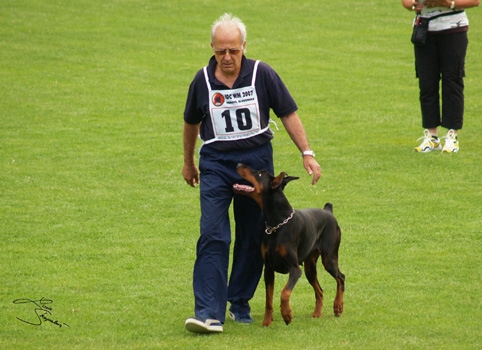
[
  {"xmin": 193, "ymin": 142, "xmax": 274, "ymax": 323},
  {"xmin": 414, "ymin": 31, "xmax": 468, "ymax": 130}
]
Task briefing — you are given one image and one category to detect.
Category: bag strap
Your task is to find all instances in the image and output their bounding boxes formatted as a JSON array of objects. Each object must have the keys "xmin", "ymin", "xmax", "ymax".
[{"xmin": 417, "ymin": 10, "xmax": 464, "ymax": 21}]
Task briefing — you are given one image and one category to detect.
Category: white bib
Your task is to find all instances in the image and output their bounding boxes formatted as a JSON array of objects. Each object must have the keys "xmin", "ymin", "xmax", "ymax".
[{"xmin": 202, "ymin": 60, "xmax": 270, "ymax": 144}]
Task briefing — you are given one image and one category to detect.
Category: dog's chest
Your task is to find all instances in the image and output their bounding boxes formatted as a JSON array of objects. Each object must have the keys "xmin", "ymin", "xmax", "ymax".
[{"xmin": 262, "ymin": 235, "xmax": 299, "ymax": 274}]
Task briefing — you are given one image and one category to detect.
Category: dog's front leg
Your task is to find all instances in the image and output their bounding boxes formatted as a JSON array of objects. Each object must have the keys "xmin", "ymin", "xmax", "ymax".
[
  {"xmin": 262, "ymin": 265, "xmax": 275, "ymax": 327},
  {"xmin": 280, "ymin": 265, "xmax": 302, "ymax": 325}
]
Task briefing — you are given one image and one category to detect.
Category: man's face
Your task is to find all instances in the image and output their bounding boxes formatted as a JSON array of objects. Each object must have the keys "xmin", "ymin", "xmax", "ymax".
[{"xmin": 211, "ymin": 25, "xmax": 246, "ymax": 77}]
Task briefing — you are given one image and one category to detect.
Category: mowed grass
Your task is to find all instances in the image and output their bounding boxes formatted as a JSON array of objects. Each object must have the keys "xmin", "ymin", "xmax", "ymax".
[{"xmin": 1, "ymin": 1, "xmax": 481, "ymax": 349}]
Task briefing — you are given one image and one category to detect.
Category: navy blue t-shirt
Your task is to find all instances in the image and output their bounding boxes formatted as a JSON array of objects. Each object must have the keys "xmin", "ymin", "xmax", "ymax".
[{"xmin": 183, "ymin": 56, "xmax": 298, "ymax": 152}]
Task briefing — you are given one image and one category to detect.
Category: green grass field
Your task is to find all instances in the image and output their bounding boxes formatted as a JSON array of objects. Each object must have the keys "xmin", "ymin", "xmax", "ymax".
[{"xmin": 1, "ymin": 1, "xmax": 481, "ymax": 349}]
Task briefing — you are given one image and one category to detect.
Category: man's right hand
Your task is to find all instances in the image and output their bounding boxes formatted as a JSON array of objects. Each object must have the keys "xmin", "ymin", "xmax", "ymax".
[{"xmin": 182, "ymin": 163, "xmax": 199, "ymax": 187}]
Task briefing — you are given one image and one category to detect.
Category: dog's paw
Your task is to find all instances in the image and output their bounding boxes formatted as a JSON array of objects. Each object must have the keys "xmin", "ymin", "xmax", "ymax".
[
  {"xmin": 281, "ymin": 309, "xmax": 293, "ymax": 325},
  {"xmin": 333, "ymin": 302, "xmax": 343, "ymax": 317},
  {"xmin": 262, "ymin": 311, "xmax": 273, "ymax": 327},
  {"xmin": 261, "ymin": 317, "xmax": 273, "ymax": 327},
  {"xmin": 283, "ymin": 316, "xmax": 292, "ymax": 325},
  {"xmin": 280, "ymin": 298, "xmax": 293, "ymax": 325}
]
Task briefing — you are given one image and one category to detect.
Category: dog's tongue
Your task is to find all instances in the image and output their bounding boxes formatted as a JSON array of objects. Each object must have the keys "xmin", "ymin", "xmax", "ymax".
[{"xmin": 233, "ymin": 184, "xmax": 255, "ymax": 193}]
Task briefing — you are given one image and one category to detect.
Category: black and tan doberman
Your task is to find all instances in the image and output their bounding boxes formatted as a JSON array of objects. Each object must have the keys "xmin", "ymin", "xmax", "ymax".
[{"xmin": 233, "ymin": 163, "xmax": 345, "ymax": 326}]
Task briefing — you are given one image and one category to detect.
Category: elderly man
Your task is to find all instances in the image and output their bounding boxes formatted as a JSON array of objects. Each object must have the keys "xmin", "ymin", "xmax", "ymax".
[{"xmin": 182, "ymin": 13, "xmax": 321, "ymax": 333}]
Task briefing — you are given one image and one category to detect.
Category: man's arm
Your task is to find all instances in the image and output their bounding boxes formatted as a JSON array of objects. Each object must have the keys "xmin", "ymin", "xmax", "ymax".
[
  {"xmin": 182, "ymin": 121, "xmax": 201, "ymax": 187},
  {"xmin": 280, "ymin": 112, "xmax": 322, "ymax": 185}
]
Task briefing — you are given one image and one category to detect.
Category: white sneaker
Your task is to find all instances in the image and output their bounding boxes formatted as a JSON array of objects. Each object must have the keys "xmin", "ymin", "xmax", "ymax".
[
  {"xmin": 442, "ymin": 129, "xmax": 459, "ymax": 153},
  {"xmin": 414, "ymin": 129, "xmax": 442, "ymax": 153},
  {"xmin": 185, "ymin": 317, "xmax": 223, "ymax": 333}
]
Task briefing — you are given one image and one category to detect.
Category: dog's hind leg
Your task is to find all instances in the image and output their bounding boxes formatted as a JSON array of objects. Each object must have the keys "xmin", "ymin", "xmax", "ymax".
[
  {"xmin": 321, "ymin": 255, "xmax": 345, "ymax": 317},
  {"xmin": 304, "ymin": 251, "xmax": 324, "ymax": 318},
  {"xmin": 333, "ymin": 269, "xmax": 345, "ymax": 317}
]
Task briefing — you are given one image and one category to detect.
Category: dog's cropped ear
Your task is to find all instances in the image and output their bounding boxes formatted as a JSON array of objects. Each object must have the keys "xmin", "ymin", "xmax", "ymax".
[
  {"xmin": 281, "ymin": 175, "xmax": 299, "ymax": 190},
  {"xmin": 271, "ymin": 172, "xmax": 299, "ymax": 190},
  {"xmin": 271, "ymin": 172, "xmax": 287, "ymax": 189}
]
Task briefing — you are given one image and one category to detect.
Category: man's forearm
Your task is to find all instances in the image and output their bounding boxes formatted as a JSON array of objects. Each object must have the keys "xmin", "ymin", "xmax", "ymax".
[{"xmin": 183, "ymin": 122, "xmax": 200, "ymax": 165}]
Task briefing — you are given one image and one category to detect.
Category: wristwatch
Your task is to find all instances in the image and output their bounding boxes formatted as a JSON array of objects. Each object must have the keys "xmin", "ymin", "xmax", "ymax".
[
  {"xmin": 302, "ymin": 150, "xmax": 315, "ymax": 157},
  {"xmin": 450, "ymin": 0, "xmax": 455, "ymax": 9}
]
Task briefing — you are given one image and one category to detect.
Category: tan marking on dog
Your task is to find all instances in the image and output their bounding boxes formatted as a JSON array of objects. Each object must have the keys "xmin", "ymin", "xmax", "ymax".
[
  {"xmin": 277, "ymin": 245, "xmax": 288, "ymax": 258},
  {"xmin": 236, "ymin": 167, "xmax": 264, "ymax": 210},
  {"xmin": 261, "ymin": 242, "xmax": 268, "ymax": 260}
]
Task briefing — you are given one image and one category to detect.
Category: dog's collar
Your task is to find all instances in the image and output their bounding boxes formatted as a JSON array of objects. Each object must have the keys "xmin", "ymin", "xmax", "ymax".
[{"xmin": 265, "ymin": 209, "xmax": 295, "ymax": 235}]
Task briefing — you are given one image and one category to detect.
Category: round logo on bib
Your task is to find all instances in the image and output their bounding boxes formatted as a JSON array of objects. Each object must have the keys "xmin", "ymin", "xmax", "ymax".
[{"xmin": 212, "ymin": 93, "xmax": 225, "ymax": 107}]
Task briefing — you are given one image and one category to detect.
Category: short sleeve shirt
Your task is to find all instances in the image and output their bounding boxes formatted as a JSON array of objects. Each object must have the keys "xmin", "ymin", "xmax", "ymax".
[
  {"xmin": 184, "ymin": 56, "xmax": 298, "ymax": 151},
  {"xmin": 418, "ymin": 5, "xmax": 468, "ymax": 32}
]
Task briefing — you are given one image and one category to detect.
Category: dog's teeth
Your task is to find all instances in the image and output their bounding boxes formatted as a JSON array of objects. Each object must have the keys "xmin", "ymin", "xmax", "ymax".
[{"xmin": 234, "ymin": 184, "xmax": 254, "ymax": 192}]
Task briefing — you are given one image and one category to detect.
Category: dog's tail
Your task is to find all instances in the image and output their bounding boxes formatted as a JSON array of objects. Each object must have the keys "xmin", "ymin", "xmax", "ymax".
[{"xmin": 323, "ymin": 202, "xmax": 333, "ymax": 213}]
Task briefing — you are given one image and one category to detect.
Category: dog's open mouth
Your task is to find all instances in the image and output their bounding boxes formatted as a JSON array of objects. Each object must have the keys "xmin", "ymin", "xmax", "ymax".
[{"xmin": 233, "ymin": 184, "xmax": 255, "ymax": 193}]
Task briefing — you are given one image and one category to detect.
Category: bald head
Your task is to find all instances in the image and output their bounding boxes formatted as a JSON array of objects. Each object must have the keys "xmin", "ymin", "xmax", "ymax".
[{"xmin": 211, "ymin": 13, "xmax": 247, "ymax": 46}]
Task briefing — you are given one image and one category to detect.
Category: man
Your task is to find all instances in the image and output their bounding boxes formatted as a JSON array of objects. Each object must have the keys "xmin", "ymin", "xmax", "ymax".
[{"xmin": 182, "ymin": 13, "xmax": 321, "ymax": 334}]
